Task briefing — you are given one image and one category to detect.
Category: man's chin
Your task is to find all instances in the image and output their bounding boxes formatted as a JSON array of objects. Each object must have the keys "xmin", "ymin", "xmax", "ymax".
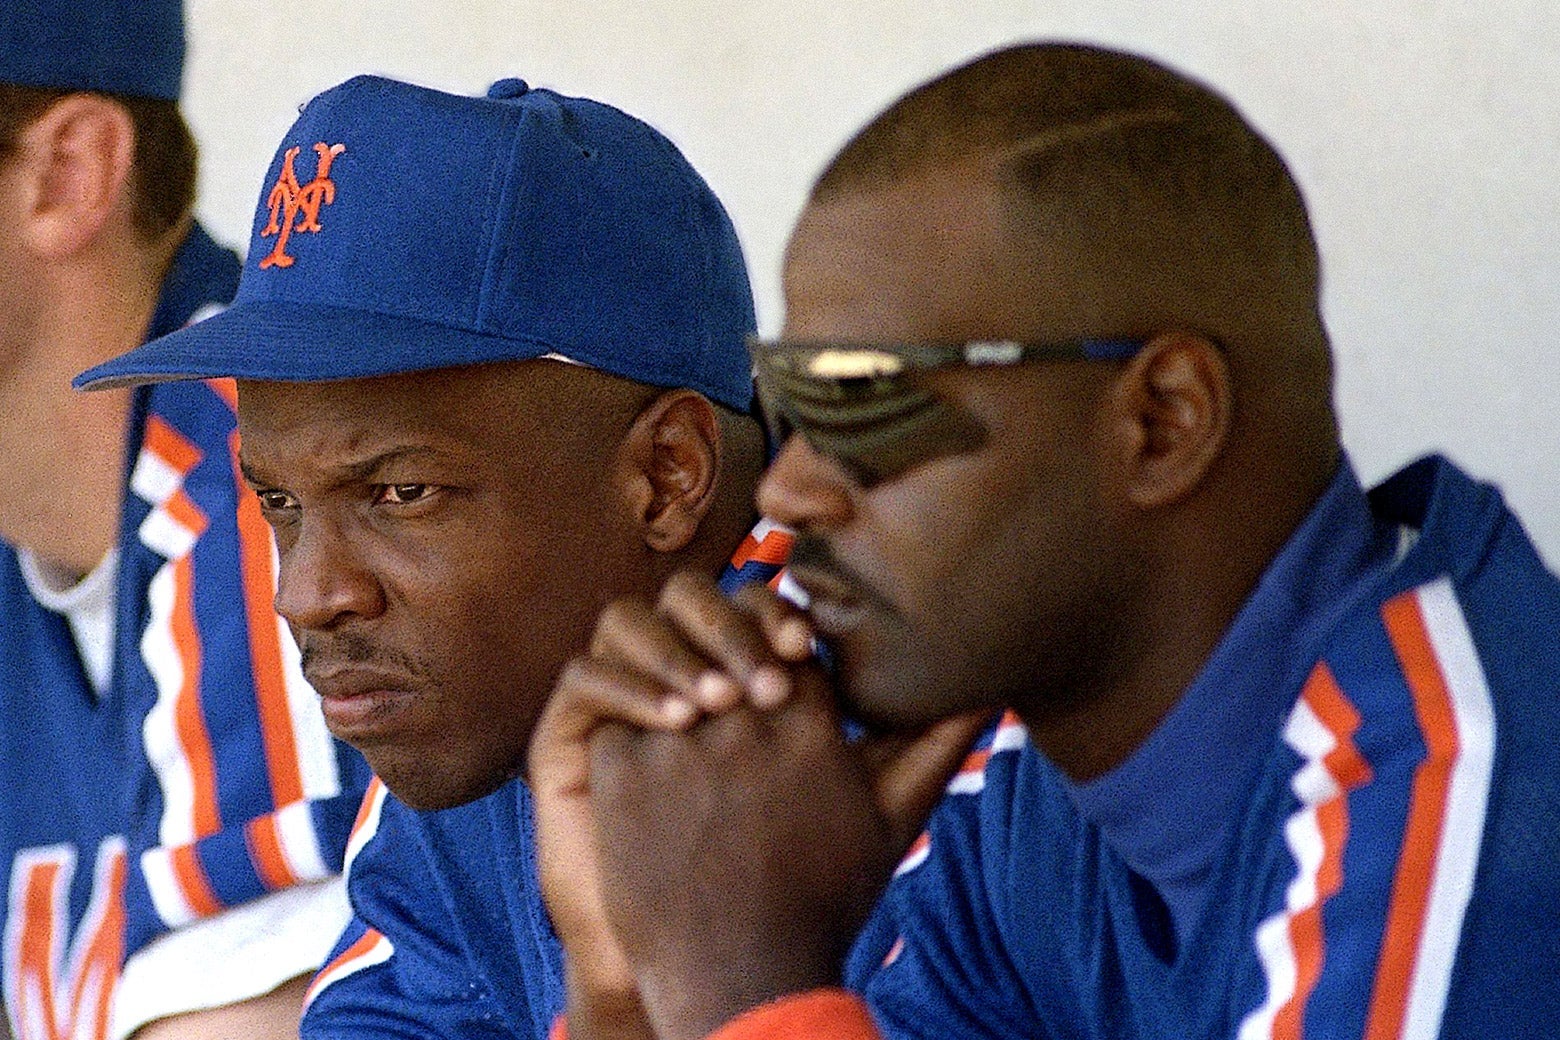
[
  {"xmin": 834, "ymin": 655, "xmax": 999, "ymax": 735},
  {"xmin": 369, "ymin": 753, "xmax": 522, "ymax": 811},
  {"xmin": 836, "ymin": 676, "xmax": 940, "ymax": 735}
]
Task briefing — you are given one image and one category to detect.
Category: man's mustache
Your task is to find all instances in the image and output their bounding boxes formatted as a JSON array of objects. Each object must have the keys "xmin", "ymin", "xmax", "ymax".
[
  {"xmin": 788, "ymin": 534, "xmax": 851, "ymax": 580},
  {"xmin": 787, "ymin": 534, "xmax": 888, "ymax": 614},
  {"xmin": 298, "ymin": 632, "xmax": 422, "ymax": 676}
]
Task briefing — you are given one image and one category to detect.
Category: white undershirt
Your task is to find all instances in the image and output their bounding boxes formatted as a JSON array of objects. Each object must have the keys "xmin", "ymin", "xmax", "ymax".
[{"xmin": 18, "ymin": 547, "xmax": 119, "ymax": 697}]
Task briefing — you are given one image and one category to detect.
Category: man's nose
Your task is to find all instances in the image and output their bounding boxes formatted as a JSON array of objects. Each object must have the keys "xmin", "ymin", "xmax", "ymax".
[
  {"xmin": 755, "ymin": 433, "xmax": 857, "ymax": 533},
  {"xmin": 272, "ymin": 515, "xmax": 385, "ymax": 631}
]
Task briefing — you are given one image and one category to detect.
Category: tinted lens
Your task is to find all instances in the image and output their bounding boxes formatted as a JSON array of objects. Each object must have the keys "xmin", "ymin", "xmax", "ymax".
[{"xmin": 756, "ymin": 362, "xmax": 986, "ymax": 486}]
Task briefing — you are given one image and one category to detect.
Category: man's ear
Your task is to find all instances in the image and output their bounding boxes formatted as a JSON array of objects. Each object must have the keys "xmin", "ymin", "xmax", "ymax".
[
  {"xmin": 1107, "ymin": 331, "xmax": 1231, "ymax": 509},
  {"xmin": 11, "ymin": 93, "xmax": 137, "ymax": 258},
  {"xmin": 614, "ymin": 388, "xmax": 723, "ymax": 553}
]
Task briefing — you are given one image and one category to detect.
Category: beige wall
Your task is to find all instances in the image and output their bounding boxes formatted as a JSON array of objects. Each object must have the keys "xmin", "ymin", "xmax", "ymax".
[{"xmin": 184, "ymin": 0, "xmax": 1560, "ymax": 563}]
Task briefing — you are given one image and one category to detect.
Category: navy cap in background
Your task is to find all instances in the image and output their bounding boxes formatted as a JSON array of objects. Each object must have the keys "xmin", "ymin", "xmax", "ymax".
[{"xmin": 0, "ymin": 0, "xmax": 185, "ymax": 100}]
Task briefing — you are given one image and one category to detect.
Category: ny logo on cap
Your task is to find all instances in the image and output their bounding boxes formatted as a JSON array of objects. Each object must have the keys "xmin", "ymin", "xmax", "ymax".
[{"xmin": 259, "ymin": 142, "xmax": 347, "ymax": 269}]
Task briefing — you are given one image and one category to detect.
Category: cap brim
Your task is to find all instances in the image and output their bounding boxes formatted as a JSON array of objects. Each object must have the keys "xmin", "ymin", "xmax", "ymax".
[{"xmin": 75, "ymin": 300, "xmax": 558, "ymax": 390}]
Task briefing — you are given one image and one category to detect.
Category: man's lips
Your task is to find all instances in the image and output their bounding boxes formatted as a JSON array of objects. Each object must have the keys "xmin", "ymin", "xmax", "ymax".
[
  {"xmin": 304, "ymin": 667, "xmax": 419, "ymax": 739},
  {"xmin": 786, "ymin": 562, "xmax": 872, "ymax": 637}
]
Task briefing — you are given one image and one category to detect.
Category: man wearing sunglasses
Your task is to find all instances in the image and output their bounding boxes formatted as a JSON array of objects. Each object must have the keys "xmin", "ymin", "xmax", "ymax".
[{"xmin": 531, "ymin": 41, "xmax": 1560, "ymax": 1040}]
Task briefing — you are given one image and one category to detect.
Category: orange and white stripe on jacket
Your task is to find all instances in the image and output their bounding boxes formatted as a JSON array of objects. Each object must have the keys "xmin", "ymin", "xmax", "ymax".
[
  {"xmin": 1366, "ymin": 577, "xmax": 1495, "ymax": 1040},
  {"xmin": 946, "ymin": 712, "xmax": 1028, "ymax": 797},
  {"xmin": 243, "ymin": 801, "xmax": 334, "ymax": 893},
  {"xmin": 1242, "ymin": 576, "xmax": 1495, "ymax": 1040},
  {"xmin": 893, "ymin": 712, "xmax": 1028, "ymax": 884},
  {"xmin": 138, "ymin": 843, "xmax": 221, "ymax": 930},
  {"xmin": 1240, "ymin": 662, "xmax": 1373, "ymax": 1040},
  {"xmin": 298, "ymin": 779, "xmax": 392, "ymax": 1011},
  {"xmin": 133, "ymin": 416, "xmax": 219, "ymax": 854},
  {"xmin": 342, "ymin": 778, "xmax": 389, "ymax": 879},
  {"xmin": 731, "ymin": 519, "xmax": 793, "ymax": 573},
  {"xmin": 302, "ymin": 926, "xmax": 394, "ymax": 1011}
]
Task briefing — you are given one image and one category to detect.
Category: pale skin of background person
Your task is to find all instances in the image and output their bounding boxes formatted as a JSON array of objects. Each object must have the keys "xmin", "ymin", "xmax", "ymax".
[{"xmin": 0, "ymin": 91, "xmax": 310, "ymax": 1040}]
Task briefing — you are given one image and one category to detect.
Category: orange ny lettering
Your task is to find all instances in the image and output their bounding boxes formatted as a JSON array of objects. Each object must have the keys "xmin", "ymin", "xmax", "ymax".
[
  {"xmin": 259, "ymin": 142, "xmax": 347, "ymax": 269},
  {"xmin": 4, "ymin": 840, "xmax": 127, "ymax": 1040}
]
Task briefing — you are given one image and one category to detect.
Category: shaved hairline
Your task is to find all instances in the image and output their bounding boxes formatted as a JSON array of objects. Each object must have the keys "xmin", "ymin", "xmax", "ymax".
[
  {"xmin": 812, "ymin": 44, "xmax": 1322, "ymax": 289},
  {"xmin": 804, "ymin": 40, "xmax": 1339, "ymax": 476}
]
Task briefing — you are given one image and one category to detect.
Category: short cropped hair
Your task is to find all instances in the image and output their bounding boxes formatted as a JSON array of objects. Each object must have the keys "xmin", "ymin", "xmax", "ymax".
[
  {"xmin": 0, "ymin": 81, "xmax": 197, "ymax": 240},
  {"xmin": 813, "ymin": 43, "xmax": 1325, "ymax": 337}
]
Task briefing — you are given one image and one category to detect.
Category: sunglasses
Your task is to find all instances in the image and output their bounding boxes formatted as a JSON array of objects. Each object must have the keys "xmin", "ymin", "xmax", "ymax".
[{"xmin": 749, "ymin": 336, "xmax": 1146, "ymax": 487}]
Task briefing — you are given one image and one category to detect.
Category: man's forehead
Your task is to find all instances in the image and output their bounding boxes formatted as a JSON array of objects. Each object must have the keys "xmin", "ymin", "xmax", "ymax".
[
  {"xmin": 233, "ymin": 359, "xmax": 635, "ymax": 478},
  {"xmin": 781, "ymin": 169, "xmax": 1100, "ymax": 344},
  {"xmin": 785, "ymin": 163, "xmax": 1195, "ymax": 347},
  {"xmin": 233, "ymin": 370, "xmax": 518, "ymax": 456},
  {"xmin": 235, "ymin": 396, "xmax": 462, "ymax": 470}
]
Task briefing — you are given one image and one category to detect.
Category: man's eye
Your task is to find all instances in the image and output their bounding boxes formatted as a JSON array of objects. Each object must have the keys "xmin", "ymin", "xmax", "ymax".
[
  {"xmin": 377, "ymin": 484, "xmax": 436, "ymax": 505},
  {"xmin": 254, "ymin": 489, "xmax": 296, "ymax": 512}
]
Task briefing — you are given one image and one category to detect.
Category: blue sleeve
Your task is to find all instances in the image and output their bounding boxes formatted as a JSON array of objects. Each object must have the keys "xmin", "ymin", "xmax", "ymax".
[
  {"xmin": 1237, "ymin": 554, "xmax": 1560, "ymax": 1039},
  {"xmin": 1285, "ymin": 564, "xmax": 1560, "ymax": 1037},
  {"xmin": 302, "ymin": 787, "xmax": 515, "ymax": 1039},
  {"xmin": 116, "ymin": 380, "xmax": 373, "ymax": 958}
]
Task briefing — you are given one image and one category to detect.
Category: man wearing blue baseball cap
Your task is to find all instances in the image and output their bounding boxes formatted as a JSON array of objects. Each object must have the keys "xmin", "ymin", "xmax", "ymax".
[
  {"xmin": 0, "ymin": 3, "xmax": 372, "ymax": 1039},
  {"xmin": 78, "ymin": 72, "xmax": 791, "ymax": 1039}
]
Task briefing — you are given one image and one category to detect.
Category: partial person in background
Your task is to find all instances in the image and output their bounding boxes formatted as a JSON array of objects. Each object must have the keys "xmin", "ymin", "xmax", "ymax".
[
  {"xmin": 0, "ymin": 2, "xmax": 371, "ymax": 1038},
  {"xmin": 529, "ymin": 41, "xmax": 1560, "ymax": 1040},
  {"xmin": 76, "ymin": 73, "xmax": 800, "ymax": 1039}
]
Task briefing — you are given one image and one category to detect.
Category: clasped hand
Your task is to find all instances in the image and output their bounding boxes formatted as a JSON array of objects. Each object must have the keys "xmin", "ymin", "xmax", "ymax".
[{"xmin": 527, "ymin": 571, "xmax": 988, "ymax": 1040}]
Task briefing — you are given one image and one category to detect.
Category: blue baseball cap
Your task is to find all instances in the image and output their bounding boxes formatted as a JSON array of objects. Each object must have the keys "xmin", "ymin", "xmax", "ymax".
[
  {"xmin": 77, "ymin": 74, "xmax": 757, "ymax": 411},
  {"xmin": 0, "ymin": 0, "xmax": 184, "ymax": 101}
]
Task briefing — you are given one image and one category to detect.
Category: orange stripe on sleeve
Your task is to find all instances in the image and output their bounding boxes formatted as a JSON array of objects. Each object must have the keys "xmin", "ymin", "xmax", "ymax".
[
  {"xmin": 143, "ymin": 415, "xmax": 203, "ymax": 474},
  {"xmin": 957, "ymin": 748, "xmax": 991, "ymax": 776},
  {"xmin": 708, "ymin": 990, "xmax": 880, "ymax": 1040},
  {"xmin": 731, "ymin": 532, "xmax": 763, "ymax": 568},
  {"xmin": 1305, "ymin": 665, "xmax": 1375, "ymax": 796},
  {"xmin": 246, "ymin": 812, "xmax": 300, "ymax": 891},
  {"xmin": 1365, "ymin": 591, "xmax": 1460, "ymax": 1040},
  {"xmin": 748, "ymin": 531, "xmax": 794, "ymax": 566},
  {"xmin": 352, "ymin": 777, "xmax": 386, "ymax": 838},
  {"xmin": 1273, "ymin": 792, "xmax": 1349, "ymax": 1040},
  {"xmin": 326, "ymin": 927, "xmax": 386, "ymax": 972},
  {"xmin": 162, "ymin": 488, "xmax": 209, "ymax": 537},
  {"xmin": 169, "ymin": 843, "xmax": 224, "ymax": 918},
  {"xmin": 305, "ymin": 926, "xmax": 387, "ymax": 1006},
  {"xmin": 230, "ymin": 430, "xmax": 305, "ymax": 807},
  {"xmin": 732, "ymin": 529, "xmax": 794, "ymax": 568},
  {"xmin": 1272, "ymin": 664, "xmax": 1373, "ymax": 1040},
  {"xmin": 170, "ymin": 555, "xmax": 222, "ymax": 839},
  {"xmin": 206, "ymin": 377, "xmax": 238, "ymax": 413}
]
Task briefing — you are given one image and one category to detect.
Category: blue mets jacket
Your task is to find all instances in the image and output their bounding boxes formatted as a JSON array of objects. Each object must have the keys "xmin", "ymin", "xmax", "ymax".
[{"xmin": 835, "ymin": 456, "xmax": 1560, "ymax": 1040}]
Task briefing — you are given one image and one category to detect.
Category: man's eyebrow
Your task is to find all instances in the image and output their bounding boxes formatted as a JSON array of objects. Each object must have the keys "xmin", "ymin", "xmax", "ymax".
[
  {"xmin": 238, "ymin": 446, "xmax": 450, "ymax": 487},
  {"xmin": 237, "ymin": 458, "xmax": 268, "ymax": 486}
]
